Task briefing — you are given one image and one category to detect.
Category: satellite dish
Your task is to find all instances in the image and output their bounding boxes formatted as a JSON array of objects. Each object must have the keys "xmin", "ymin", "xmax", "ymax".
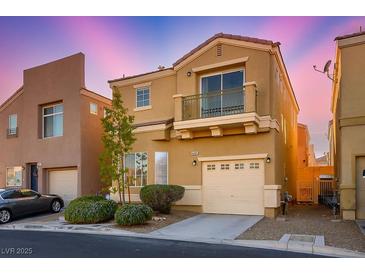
[
  {"xmin": 323, "ymin": 60, "xmax": 331, "ymax": 73},
  {"xmin": 313, "ymin": 60, "xmax": 334, "ymax": 81}
]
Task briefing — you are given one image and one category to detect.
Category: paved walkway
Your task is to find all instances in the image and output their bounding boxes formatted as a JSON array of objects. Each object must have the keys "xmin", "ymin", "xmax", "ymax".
[{"xmin": 150, "ymin": 214, "xmax": 263, "ymax": 240}]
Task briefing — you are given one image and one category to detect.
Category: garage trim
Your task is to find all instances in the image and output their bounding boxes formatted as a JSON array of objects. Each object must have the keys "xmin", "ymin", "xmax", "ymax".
[{"xmin": 198, "ymin": 153, "xmax": 268, "ymax": 162}]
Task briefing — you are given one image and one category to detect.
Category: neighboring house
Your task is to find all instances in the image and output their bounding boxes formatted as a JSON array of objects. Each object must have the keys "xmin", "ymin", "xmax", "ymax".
[
  {"xmin": 331, "ymin": 31, "xmax": 365, "ymax": 220},
  {"xmin": 315, "ymin": 154, "xmax": 330, "ymax": 166},
  {"xmin": 308, "ymin": 144, "xmax": 317, "ymax": 167},
  {"xmin": 108, "ymin": 33, "xmax": 299, "ymax": 217},
  {"xmin": 297, "ymin": 123, "xmax": 310, "ymax": 168},
  {"xmin": 0, "ymin": 53, "xmax": 111, "ymax": 204}
]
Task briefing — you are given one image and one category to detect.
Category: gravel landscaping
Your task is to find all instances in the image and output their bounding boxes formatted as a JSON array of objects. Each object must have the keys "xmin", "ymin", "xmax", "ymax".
[
  {"xmin": 237, "ymin": 204, "xmax": 365, "ymax": 252},
  {"xmin": 112, "ymin": 210, "xmax": 198, "ymax": 233}
]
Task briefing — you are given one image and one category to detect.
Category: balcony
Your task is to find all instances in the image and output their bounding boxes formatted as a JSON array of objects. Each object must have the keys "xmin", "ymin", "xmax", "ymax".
[
  {"xmin": 181, "ymin": 87, "xmax": 246, "ymax": 121},
  {"xmin": 173, "ymin": 82, "xmax": 277, "ymax": 139}
]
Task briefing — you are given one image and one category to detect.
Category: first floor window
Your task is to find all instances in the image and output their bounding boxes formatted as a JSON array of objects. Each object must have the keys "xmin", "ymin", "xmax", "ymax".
[
  {"xmin": 6, "ymin": 166, "xmax": 22, "ymax": 187},
  {"xmin": 125, "ymin": 152, "xmax": 148, "ymax": 187},
  {"xmin": 43, "ymin": 103, "xmax": 63, "ymax": 138},
  {"xmin": 8, "ymin": 114, "xmax": 17, "ymax": 135},
  {"xmin": 155, "ymin": 152, "xmax": 168, "ymax": 185}
]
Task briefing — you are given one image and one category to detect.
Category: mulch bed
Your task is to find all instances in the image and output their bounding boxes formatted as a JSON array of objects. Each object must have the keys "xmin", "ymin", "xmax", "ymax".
[{"xmin": 237, "ymin": 204, "xmax": 365, "ymax": 252}]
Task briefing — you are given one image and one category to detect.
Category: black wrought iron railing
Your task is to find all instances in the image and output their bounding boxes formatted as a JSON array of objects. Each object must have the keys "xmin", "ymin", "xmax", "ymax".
[{"xmin": 182, "ymin": 87, "xmax": 244, "ymax": 121}]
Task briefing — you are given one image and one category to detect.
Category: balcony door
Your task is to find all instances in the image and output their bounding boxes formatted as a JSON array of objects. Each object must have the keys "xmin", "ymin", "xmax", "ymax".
[{"xmin": 201, "ymin": 69, "xmax": 244, "ymax": 118}]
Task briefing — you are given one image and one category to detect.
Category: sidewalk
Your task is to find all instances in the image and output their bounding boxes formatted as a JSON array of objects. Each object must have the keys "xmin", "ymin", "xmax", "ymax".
[{"xmin": 0, "ymin": 218, "xmax": 364, "ymax": 258}]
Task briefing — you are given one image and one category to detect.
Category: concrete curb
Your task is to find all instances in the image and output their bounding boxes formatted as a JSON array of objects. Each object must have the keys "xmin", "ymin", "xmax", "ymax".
[{"xmin": 0, "ymin": 224, "xmax": 364, "ymax": 257}]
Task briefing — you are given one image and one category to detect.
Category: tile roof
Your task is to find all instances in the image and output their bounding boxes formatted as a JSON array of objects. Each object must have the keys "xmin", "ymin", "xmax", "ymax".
[
  {"xmin": 335, "ymin": 30, "xmax": 365, "ymax": 41},
  {"xmin": 108, "ymin": 33, "xmax": 280, "ymax": 83},
  {"xmin": 108, "ymin": 67, "xmax": 173, "ymax": 84},
  {"xmin": 173, "ymin": 32, "xmax": 279, "ymax": 67}
]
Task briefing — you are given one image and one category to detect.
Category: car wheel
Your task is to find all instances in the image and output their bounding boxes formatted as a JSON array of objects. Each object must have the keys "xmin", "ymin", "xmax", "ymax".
[
  {"xmin": 51, "ymin": 200, "xmax": 62, "ymax": 213},
  {"xmin": 0, "ymin": 209, "xmax": 11, "ymax": 224}
]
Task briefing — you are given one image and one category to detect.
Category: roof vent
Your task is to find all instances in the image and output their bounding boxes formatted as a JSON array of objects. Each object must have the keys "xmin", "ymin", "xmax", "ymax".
[
  {"xmin": 158, "ymin": 65, "xmax": 165, "ymax": 70},
  {"xmin": 217, "ymin": 44, "xmax": 222, "ymax": 56}
]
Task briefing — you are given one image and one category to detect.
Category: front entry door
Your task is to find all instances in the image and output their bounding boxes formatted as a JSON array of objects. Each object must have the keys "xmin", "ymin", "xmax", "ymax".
[
  {"xmin": 30, "ymin": 164, "xmax": 38, "ymax": 192},
  {"xmin": 356, "ymin": 156, "xmax": 365, "ymax": 219}
]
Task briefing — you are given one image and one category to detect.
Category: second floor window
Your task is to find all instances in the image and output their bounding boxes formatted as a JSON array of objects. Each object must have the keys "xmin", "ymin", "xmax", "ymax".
[
  {"xmin": 136, "ymin": 87, "xmax": 150, "ymax": 108},
  {"xmin": 90, "ymin": 102, "xmax": 98, "ymax": 115},
  {"xmin": 8, "ymin": 114, "xmax": 17, "ymax": 135},
  {"xmin": 43, "ymin": 103, "xmax": 63, "ymax": 138}
]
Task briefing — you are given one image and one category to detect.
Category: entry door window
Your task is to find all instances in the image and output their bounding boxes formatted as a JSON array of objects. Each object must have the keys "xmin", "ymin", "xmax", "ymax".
[
  {"xmin": 43, "ymin": 104, "xmax": 64, "ymax": 138},
  {"xmin": 155, "ymin": 152, "xmax": 168, "ymax": 185},
  {"xmin": 201, "ymin": 70, "xmax": 244, "ymax": 117}
]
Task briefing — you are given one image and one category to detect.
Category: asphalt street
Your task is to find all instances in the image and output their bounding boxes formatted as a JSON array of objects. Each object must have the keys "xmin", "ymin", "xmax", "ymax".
[{"xmin": 0, "ymin": 230, "xmax": 325, "ymax": 258}]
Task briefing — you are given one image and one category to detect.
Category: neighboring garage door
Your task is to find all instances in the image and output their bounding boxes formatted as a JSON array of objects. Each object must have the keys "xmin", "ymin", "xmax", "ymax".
[
  {"xmin": 49, "ymin": 169, "xmax": 78, "ymax": 204},
  {"xmin": 202, "ymin": 159, "xmax": 264, "ymax": 215}
]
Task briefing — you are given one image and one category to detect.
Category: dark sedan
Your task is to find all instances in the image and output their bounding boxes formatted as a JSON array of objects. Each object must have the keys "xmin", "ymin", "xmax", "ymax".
[{"xmin": 0, "ymin": 188, "xmax": 64, "ymax": 224}]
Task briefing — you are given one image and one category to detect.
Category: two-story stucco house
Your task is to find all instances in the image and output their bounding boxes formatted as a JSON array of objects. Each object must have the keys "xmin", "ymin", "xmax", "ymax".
[
  {"xmin": 0, "ymin": 53, "xmax": 111, "ymax": 204},
  {"xmin": 109, "ymin": 33, "xmax": 299, "ymax": 217},
  {"xmin": 330, "ymin": 31, "xmax": 365, "ymax": 220}
]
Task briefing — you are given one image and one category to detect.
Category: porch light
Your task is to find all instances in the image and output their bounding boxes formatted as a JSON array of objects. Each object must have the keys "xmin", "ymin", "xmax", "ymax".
[
  {"xmin": 192, "ymin": 160, "xmax": 197, "ymax": 166},
  {"xmin": 266, "ymin": 156, "xmax": 271, "ymax": 163},
  {"xmin": 187, "ymin": 71, "xmax": 192, "ymax": 77}
]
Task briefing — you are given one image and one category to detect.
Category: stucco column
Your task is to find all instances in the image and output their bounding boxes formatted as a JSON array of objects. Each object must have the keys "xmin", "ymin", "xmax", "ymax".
[
  {"xmin": 173, "ymin": 94, "xmax": 184, "ymax": 122},
  {"xmin": 243, "ymin": 81, "xmax": 257, "ymax": 113},
  {"xmin": 340, "ymin": 184, "xmax": 356, "ymax": 220}
]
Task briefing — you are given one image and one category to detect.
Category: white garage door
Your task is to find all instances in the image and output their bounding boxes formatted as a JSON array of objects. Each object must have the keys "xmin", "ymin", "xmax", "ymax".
[
  {"xmin": 49, "ymin": 169, "xmax": 78, "ymax": 204},
  {"xmin": 202, "ymin": 159, "xmax": 264, "ymax": 215}
]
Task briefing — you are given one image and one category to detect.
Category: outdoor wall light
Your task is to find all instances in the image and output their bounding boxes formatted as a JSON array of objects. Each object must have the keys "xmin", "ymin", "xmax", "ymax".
[
  {"xmin": 266, "ymin": 156, "xmax": 271, "ymax": 163},
  {"xmin": 192, "ymin": 160, "xmax": 197, "ymax": 166},
  {"xmin": 187, "ymin": 71, "xmax": 192, "ymax": 77}
]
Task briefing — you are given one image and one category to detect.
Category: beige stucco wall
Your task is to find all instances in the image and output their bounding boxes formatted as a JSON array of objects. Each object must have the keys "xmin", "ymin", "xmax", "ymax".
[
  {"xmin": 332, "ymin": 38, "xmax": 365, "ymax": 219},
  {"xmin": 116, "ymin": 74, "xmax": 176, "ymax": 124}
]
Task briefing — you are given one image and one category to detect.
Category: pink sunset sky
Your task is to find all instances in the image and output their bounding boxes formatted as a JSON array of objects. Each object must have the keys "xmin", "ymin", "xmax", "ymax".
[{"xmin": 0, "ymin": 16, "xmax": 364, "ymax": 156}]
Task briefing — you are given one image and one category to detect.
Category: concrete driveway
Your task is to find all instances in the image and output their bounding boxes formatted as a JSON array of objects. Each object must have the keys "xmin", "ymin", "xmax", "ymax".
[
  {"xmin": 150, "ymin": 214, "xmax": 263, "ymax": 240},
  {"xmin": 10, "ymin": 212, "xmax": 63, "ymax": 224}
]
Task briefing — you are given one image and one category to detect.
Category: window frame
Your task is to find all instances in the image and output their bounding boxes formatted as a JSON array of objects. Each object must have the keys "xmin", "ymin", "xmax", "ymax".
[
  {"xmin": 124, "ymin": 152, "xmax": 148, "ymax": 187},
  {"xmin": 42, "ymin": 103, "xmax": 64, "ymax": 139},
  {"xmin": 90, "ymin": 102, "xmax": 98, "ymax": 115},
  {"xmin": 8, "ymin": 114, "xmax": 17, "ymax": 135},
  {"xmin": 199, "ymin": 68, "xmax": 245, "ymax": 117},
  {"xmin": 135, "ymin": 86, "xmax": 151, "ymax": 109},
  {"xmin": 199, "ymin": 68, "xmax": 245, "ymax": 94},
  {"xmin": 154, "ymin": 152, "xmax": 169, "ymax": 185},
  {"xmin": 6, "ymin": 166, "xmax": 23, "ymax": 187}
]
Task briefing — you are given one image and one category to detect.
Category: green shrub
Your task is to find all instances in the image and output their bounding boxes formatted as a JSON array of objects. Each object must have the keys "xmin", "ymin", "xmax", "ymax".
[
  {"xmin": 64, "ymin": 197, "xmax": 117, "ymax": 224},
  {"xmin": 140, "ymin": 185, "xmax": 185, "ymax": 214},
  {"xmin": 115, "ymin": 204, "xmax": 153, "ymax": 226},
  {"xmin": 69, "ymin": 195, "xmax": 105, "ymax": 205}
]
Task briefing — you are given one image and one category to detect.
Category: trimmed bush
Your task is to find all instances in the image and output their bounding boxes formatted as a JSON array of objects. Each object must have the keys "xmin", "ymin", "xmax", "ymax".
[
  {"xmin": 69, "ymin": 195, "xmax": 105, "ymax": 205},
  {"xmin": 64, "ymin": 196, "xmax": 117, "ymax": 224},
  {"xmin": 140, "ymin": 185, "xmax": 185, "ymax": 214},
  {"xmin": 115, "ymin": 204, "xmax": 153, "ymax": 226}
]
